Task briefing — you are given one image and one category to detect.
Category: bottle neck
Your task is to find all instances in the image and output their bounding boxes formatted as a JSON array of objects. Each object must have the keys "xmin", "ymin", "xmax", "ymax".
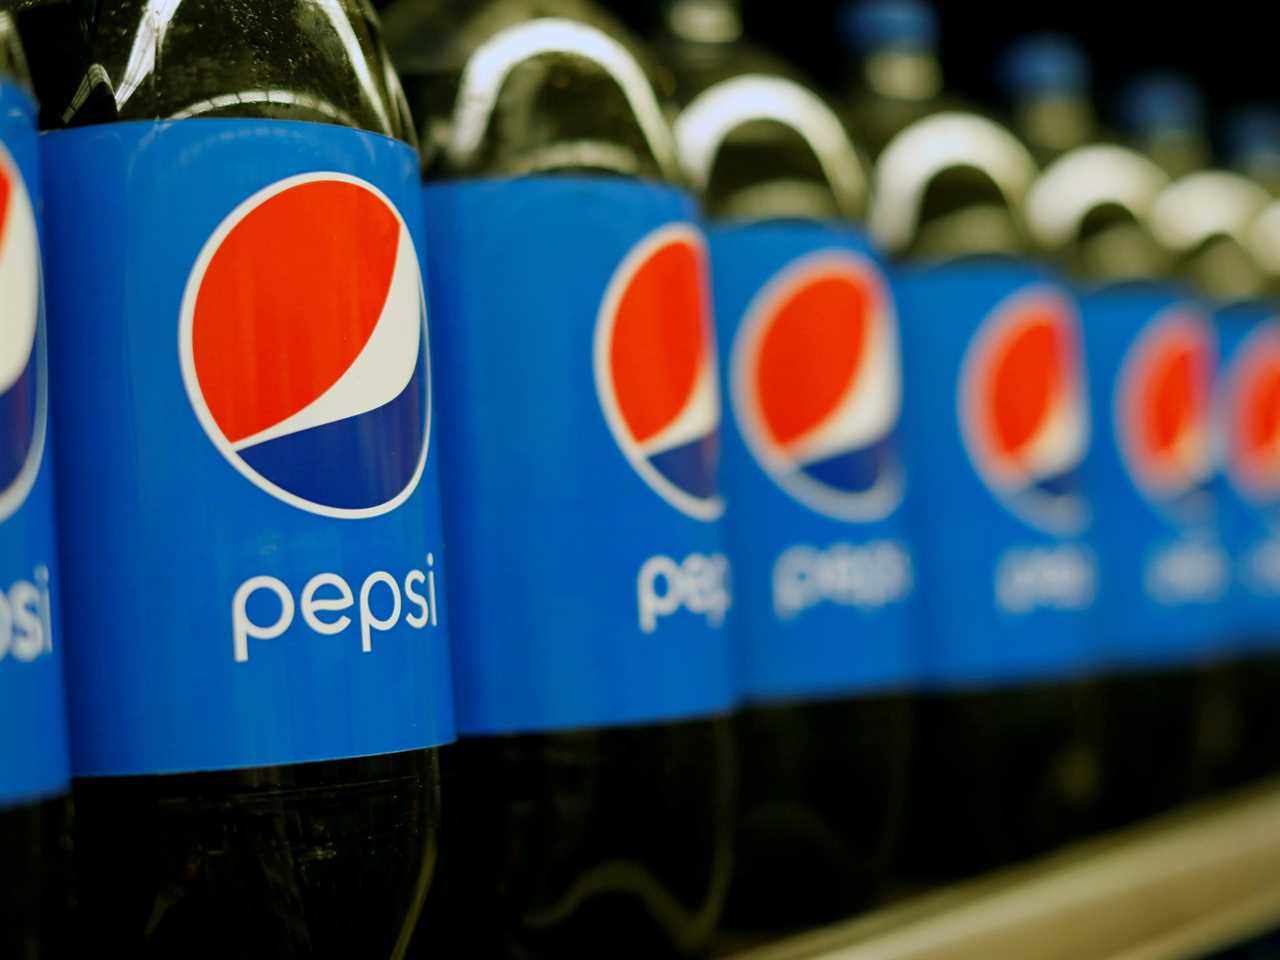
[
  {"xmin": 1014, "ymin": 95, "xmax": 1095, "ymax": 160},
  {"xmin": 1241, "ymin": 155, "xmax": 1280, "ymax": 198},
  {"xmin": 1134, "ymin": 130, "xmax": 1211, "ymax": 181},
  {"xmin": 861, "ymin": 47, "xmax": 940, "ymax": 102},
  {"xmin": 664, "ymin": 0, "xmax": 743, "ymax": 45}
]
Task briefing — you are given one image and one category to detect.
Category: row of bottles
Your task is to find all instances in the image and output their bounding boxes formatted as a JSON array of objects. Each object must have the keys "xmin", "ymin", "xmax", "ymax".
[{"xmin": 3, "ymin": 0, "xmax": 1280, "ymax": 957}]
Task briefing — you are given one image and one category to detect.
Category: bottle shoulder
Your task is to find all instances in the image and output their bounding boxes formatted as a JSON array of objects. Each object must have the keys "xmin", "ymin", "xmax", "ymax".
[
  {"xmin": 0, "ymin": 7, "xmax": 32, "ymax": 91},
  {"xmin": 1025, "ymin": 141, "xmax": 1173, "ymax": 283},
  {"xmin": 57, "ymin": 0, "xmax": 414, "ymax": 144},
  {"xmin": 387, "ymin": 0, "xmax": 678, "ymax": 182},
  {"xmin": 663, "ymin": 35, "xmax": 868, "ymax": 223},
  {"xmin": 870, "ymin": 105, "xmax": 1038, "ymax": 259}
]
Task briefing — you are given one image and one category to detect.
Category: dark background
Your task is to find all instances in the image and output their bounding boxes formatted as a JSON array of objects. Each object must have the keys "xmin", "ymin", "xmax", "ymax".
[{"xmin": 599, "ymin": 1, "xmax": 1278, "ymax": 154}]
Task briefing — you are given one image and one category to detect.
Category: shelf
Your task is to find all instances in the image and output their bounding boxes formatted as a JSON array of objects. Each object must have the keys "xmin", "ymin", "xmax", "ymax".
[{"xmin": 735, "ymin": 779, "xmax": 1280, "ymax": 960}]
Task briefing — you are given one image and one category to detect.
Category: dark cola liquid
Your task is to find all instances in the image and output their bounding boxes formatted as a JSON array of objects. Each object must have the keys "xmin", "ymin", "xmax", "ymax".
[
  {"xmin": 1100, "ymin": 663, "xmax": 1248, "ymax": 827},
  {"xmin": 417, "ymin": 717, "xmax": 734, "ymax": 959},
  {"xmin": 1098, "ymin": 669, "xmax": 1202, "ymax": 828},
  {"xmin": 0, "ymin": 796, "xmax": 72, "ymax": 960},
  {"xmin": 1230, "ymin": 655, "xmax": 1280, "ymax": 787},
  {"xmin": 72, "ymin": 751, "xmax": 440, "ymax": 959},
  {"xmin": 723, "ymin": 696, "xmax": 911, "ymax": 931},
  {"xmin": 906, "ymin": 680, "xmax": 1102, "ymax": 878}
]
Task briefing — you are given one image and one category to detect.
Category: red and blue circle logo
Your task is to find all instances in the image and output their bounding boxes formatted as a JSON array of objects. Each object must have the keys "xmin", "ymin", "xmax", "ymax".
[
  {"xmin": 594, "ymin": 224, "xmax": 723, "ymax": 520},
  {"xmin": 959, "ymin": 287, "xmax": 1089, "ymax": 534},
  {"xmin": 1115, "ymin": 306, "xmax": 1215, "ymax": 517},
  {"xmin": 1223, "ymin": 323, "xmax": 1280, "ymax": 504},
  {"xmin": 0, "ymin": 142, "xmax": 44, "ymax": 525},
  {"xmin": 179, "ymin": 173, "xmax": 430, "ymax": 519},
  {"xmin": 731, "ymin": 251, "xmax": 902, "ymax": 520}
]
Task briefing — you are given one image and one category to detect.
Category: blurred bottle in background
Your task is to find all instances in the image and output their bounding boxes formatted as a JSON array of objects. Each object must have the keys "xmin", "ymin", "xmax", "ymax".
[
  {"xmin": 1, "ymin": 10, "xmax": 72, "ymax": 957},
  {"xmin": 1116, "ymin": 72, "xmax": 1212, "ymax": 181},
  {"xmin": 998, "ymin": 32, "xmax": 1096, "ymax": 166},
  {"xmin": 840, "ymin": 0, "xmax": 941, "ymax": 159},
  {"xmin": 658, "ymin": 0, "xmax": 914, "ymax": 935},
  {"xmin": 1152, "ymin": 157, "xmax": 1271, "ymax": 801},
  {"xmin": 1233, "ymin": 108, "xmax": 1280, "ymax": 783},
  {"xmin": 1021, "ymin": 67, "xmax": 1215, "ymax": 828},
  {"xmin": 384, "ymin": 1, "xmax": 736, "ymax": 955},
  {"xmin": 853, "ymin": 0, "xmax": 1103, "ymax": 879},
  {"xmin": 1150, "ymin": 161, "xmax": 1275, "ymax": 796},
  {"xmin": 1226, "ymin": 106, "xmax": 1280, "ymax": 198},
  {"xmin": 1010, "ymin": 43, "xmax": 1231, "ymax": 827},
  {"xmin": 36, "ymin": 2, "xmax": 455, "ymax": 955}
]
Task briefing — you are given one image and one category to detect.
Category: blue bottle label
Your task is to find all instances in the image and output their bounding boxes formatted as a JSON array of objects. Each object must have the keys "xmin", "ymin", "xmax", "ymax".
[
  {"xmin": 708, "ymin": 222, "xmax": 915, "ymax": 702},
  {"xmin": 1081, "ymin": 283, "xmax": 1226, "ymax": 667},
  {"xmin": 1, "ymin": 80, "xmax": 70, "ymax": 807},
  {"xmin": 424, "ymin": 177, "xmax": 735, "ymax": 735},
  {"xmin": 896, "ymin": 260, "xmax": 1097, "ymax": 686},
  {"xmin": 41, "ymin": 119, "xmax": 455, "ymax": 776},
  {"xmin": 1217, "ymin": 301, "xmax": 1280, "ymax": 649}
]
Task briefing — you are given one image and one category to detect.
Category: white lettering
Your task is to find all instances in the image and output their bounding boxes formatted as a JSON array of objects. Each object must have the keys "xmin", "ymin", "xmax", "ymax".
[
  {"xmin": 995, "ymin": 545, "xmax": 1096, "ymax": 614},
  {"xmin": 232, "ymin": 575, "xmax": 295, "ymax": 663},
  {"xmin": 0, "ymin": 565, "xmax": 54, "ymax": 664},
  {"xmin": 773, "ymin": 540, "xmax": 913, "ymax": 619},
  {"xmin": 638, "ymin": 552, "xmax": 731, "ymax": 632},
  {"xmin": 1145, "ymin": 540, "xmax": 1228, "ymax": 604},
  {"xmin": 358, "ymin": 572, "xmax": 401, "ymax": 654},
  {"xmin": 300, "ymin": 573, "xmax": 354, "ymax": 636}
]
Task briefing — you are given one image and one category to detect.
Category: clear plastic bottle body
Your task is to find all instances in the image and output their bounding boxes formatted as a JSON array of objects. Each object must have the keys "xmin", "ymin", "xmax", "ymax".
[
  {"xmin": 384, "ymin": 2, "xmax": 734, "ymax": 956},
  {"xmin": 29, "ymin": 4, "xmax": 442, "ymax": 956}
]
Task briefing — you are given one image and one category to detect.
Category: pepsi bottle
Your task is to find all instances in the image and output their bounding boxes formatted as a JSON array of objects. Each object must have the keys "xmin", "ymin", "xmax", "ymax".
[
  {"xmin": 1151, "ymin": 167, "xmax": 1274, "ymax": 796},
  {"xmin": 851, "ymin": 0, "xmax": 1104, "ymax": 877},
  {"xmin": 1003, "ymin": 38, "xmax": 1216, "ymax": 828},
  {"xmin": 1, "ymin": 11, "xmax": 72, "ymax": 957},
  {"xmin": 1114, "ymin": 76, "xmax": 1260, "ymax": 811},
  {"xmin": 383, "ymin": 2, "xmax": 736, "ymax": 956},
  {"xmin": 656, "ymin": 0, "xmax": 913, "ymax": 933},
  {"xmin": 1222, "ymin": 114, "xmax": 1280, "ymax": 785},
  {"xmin": 34, "ymin": 2, "xmax": 455, "ymax": 955},
  {"xmin": 1020, "ymin": 97, "xmax": 1222, "ymax": 829}
]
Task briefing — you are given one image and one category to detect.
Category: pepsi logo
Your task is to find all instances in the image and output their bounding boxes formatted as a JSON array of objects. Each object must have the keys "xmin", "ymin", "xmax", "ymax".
[
  {"xmin": 731, "ymin": 251, "xmax": 903, "ymax": 521},
  {"xmin": 958, "ymin": 287, "xmax": 1089, "ymax": 534},
  {"xmin": 1223, "ymin": 323, "xmax": 1280, "ymax": 503},
  {"xmin": 0, "ymin": 141, "xmax": 45, "ymax": 525},
  {"xmin": 1115, "ymin": 305, "xmax": 1215, "ymax": 514},
  {"xmin": 179, "ymin": 173, "xmax": 430, "ymax": 519},
  {"xmin": 594, "ymin": 224, "xmax": 723, "ymax": 520}
]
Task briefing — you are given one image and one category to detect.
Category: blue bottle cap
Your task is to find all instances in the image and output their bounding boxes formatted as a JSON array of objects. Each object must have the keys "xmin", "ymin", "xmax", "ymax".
[
  {"xmin": 840, "ymin": 0, "xmax": 938, "ymax": 54},
  {"xmin": 1117, "ymin": 72, "xmax": 1205, "ymax": 136},
  {"xmin": 998, "ymin": 33, "xmax": 1090, "ymax": 100},
  {"xmin": 1225, "ymin": 105, "xmax": 1280, "ymax": 168}
]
